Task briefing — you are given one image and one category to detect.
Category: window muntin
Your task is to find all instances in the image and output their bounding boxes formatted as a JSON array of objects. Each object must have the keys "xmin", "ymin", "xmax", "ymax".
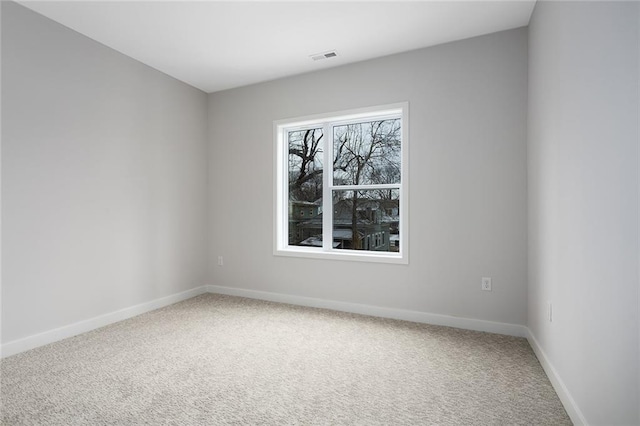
[{"xmin": 275, "ymin": 103, "xmax": 408, "ymax": 264}]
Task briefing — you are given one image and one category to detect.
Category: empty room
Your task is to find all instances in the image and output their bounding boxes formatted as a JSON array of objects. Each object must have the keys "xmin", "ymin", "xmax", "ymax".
[{"xmin": 1, "ymin": 1, "xmax": 638, "ymax": 425}]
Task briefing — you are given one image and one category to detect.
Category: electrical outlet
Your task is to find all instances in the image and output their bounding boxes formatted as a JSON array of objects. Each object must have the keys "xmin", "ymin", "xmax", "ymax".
[
  {"xmin": 481, "ymin": 277, "xmax": 492, "ymax": 291},
  {"xmin": 547, "ymin": 301, "xmax": 553, "ymax": 322},
  {"xmin": 218, "ymin": 256, "xmax": 224, "ymax": 266}
]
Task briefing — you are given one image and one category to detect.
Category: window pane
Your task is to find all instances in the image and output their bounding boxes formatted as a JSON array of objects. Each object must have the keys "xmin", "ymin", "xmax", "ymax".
[
  {"xmin": 333, "ymin": 119, "xmax": 401, "ymax": 186},
  {"xmin": 332, "ymin": 189, "xmax": 400, "ymax": 252},
  {"xmin": 288, "ymin": 128, "xmax": 323, "ymax": 246}
]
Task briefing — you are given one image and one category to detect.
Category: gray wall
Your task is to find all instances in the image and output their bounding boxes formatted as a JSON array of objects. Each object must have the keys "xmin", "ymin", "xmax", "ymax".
[
  {"xmin": 528, "ymin": 2, "xmax": 639, "ymax": 425},
  {"xmin": 1, "ymin": 2, "xmax": 209, "ymax": 343},
  {"xmin": 208, "ymin": 28, "xmax": 528, "ymax": 326}
]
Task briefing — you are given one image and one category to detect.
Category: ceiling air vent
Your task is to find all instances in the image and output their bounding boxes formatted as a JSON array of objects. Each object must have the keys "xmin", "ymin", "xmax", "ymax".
[{"xmin": 311, "ymin": 50, "xmax": 338, "ymax": 61}]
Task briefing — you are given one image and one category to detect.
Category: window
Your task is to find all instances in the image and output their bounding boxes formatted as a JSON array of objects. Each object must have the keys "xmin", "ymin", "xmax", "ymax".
[{"xmin": 274, "ymin": 103, "xmax": 408, "ymax": 264}]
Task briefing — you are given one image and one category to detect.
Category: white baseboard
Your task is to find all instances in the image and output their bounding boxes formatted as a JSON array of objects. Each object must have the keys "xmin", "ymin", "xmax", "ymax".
[
  {"xmin": 206, "ymin": 284, "xmax": 528, "ymax": 337},
  {"xmin": 1, "ymin": 286, "xmax": 208, "ymax": 358},
  {"xmin": 526, "ymin": 329, "xmax": 588, "ymax": 426}
]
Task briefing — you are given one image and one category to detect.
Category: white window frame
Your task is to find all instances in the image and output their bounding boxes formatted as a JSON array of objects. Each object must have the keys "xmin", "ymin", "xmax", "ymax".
[{"xmin": 274, "ymin": 102, "xmax": 409, "ymax": 264}]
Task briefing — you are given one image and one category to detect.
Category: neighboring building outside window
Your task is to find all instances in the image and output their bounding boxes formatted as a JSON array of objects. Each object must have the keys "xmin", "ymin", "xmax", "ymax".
[{"xmin": 274, "ymin": 103, "xmax": 408, "ymax": 264}]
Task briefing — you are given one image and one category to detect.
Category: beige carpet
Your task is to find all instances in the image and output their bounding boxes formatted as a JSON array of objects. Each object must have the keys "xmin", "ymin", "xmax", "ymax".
[{"xmin": 1, "ymin": 294, "xmax": 571, "ymax": 425}]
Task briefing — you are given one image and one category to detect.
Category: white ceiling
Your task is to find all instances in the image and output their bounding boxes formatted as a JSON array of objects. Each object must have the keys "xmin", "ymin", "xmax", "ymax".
[{"xmin": 19, "ymin": 1, "xmax": 536, "ymax": 93}]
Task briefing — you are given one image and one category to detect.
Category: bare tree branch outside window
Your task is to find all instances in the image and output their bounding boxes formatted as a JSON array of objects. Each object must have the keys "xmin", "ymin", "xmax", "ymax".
[{"xmin": 288, "ymin": 128, "xmax": 323, "ymax": 203}]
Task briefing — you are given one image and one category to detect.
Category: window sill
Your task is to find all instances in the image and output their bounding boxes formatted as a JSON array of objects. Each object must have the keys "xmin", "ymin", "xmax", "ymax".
[{"xmin": 274, "ymin": 247, "xmax": 408, "ymax": 265}]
